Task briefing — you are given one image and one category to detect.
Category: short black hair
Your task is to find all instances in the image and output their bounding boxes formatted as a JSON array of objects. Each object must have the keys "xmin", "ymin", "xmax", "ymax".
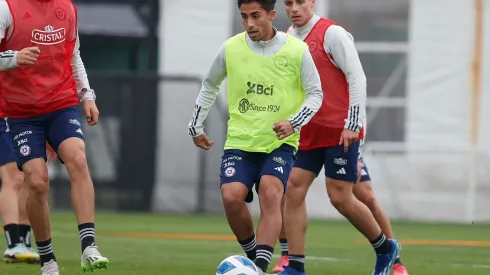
[{"xmin": 237, "ymin": 0, "xmax": 276, "ymax": 12}]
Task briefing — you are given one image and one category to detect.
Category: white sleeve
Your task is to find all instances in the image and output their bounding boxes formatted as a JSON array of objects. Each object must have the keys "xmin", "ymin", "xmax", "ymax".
[
  {"xmin": 71, "ymin": 34, "xmax": 95, "ymax": 101},
  {"xmin": 188, "ymin": 42, "xmax": 227, "ymax": 137},
  {"xmin": 289, "ymin": 46, "xmax": 323, "ymax": 132},
  {"xmin": 0, "ymin": 1, "xmax": 17, "ymax": 71},
  {"xmin": 324, "ymin": 25, "xmax": 367, "ymax": 133}
]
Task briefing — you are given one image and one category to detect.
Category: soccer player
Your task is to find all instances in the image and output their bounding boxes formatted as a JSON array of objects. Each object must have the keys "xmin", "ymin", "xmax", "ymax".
[
  {"xmin": 0, "ymin": 0, "xmax": 109, "ymax": 274},
  {"xmin": 274, "ymin": 1, "xmax": 401, "ymax": 275},
  {"xmin": 274, "ymin": 134, "xmax": 409, "ymax": 275},
  {"xmin": 188, "ymin": 0, "xmax": 322, "ymax": 273},
  {"xmin": 1, "ymin": 106, "xmax": 40, "ymax": 263}
]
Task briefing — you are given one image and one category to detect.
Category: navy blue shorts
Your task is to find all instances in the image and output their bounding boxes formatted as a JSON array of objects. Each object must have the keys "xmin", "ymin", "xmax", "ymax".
[
  {"xmin": 220, "ymin": 144, "xmax": 297, "ymax": 193},
  {"xmin": 6, "ymin": 106, "xmax": 85, "ymax": 170},
  {"xmin": 294, "ymin": 142, "xmax": 360, "ymax": 183},
  {"xmin": 0, "ymin": 119, "xmax": 15, "ymax": 167},
  {"xmin": 359, "ymin": 159, "xmax": 371, "ymax": 182}
]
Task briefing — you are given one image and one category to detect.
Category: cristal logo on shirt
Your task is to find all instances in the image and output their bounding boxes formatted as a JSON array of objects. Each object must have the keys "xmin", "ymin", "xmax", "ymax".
[{"xmin": 31, "ymin": 25, "xmax": 66, "ymax": 45}]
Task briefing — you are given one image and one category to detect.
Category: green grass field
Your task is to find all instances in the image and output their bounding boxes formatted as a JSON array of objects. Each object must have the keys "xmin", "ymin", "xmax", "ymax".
[{"xmin": 2, "ymin": 212, "xmax": 490, "ymax": 275}]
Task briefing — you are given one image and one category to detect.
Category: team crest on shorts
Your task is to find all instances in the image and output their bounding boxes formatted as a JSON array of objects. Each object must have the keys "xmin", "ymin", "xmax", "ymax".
[
  {"xmin": 224, "ymin": 167, "xmax": 236, "ymax": 177},
  {"xmin": 333, "ymin": 157, "xmax": 347, "ymax": 165},
  {"xmin": 20, "ymin": 145, "xmax": 31, "ymax": 156}
]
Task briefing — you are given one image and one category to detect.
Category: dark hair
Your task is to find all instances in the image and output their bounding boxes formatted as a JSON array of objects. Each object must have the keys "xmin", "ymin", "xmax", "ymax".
[{"xmin": 237, "ymin": 0, "xmax": 276, "ymax": 12}]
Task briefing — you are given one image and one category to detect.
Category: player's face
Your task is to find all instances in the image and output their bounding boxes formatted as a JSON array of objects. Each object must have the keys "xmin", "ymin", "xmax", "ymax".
[
  {"xmin": 240, "ymin": 2, "xmax": 276, "ymax": 41},
  {"xmin": 284, "ymin": 0, "xmax": 315, "ymax": 28}
]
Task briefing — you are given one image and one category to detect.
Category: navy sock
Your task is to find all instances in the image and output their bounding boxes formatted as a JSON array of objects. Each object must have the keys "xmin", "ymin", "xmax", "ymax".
[
  {"xmin": 370, "ymin": 233, "xmax": 392, "ymax": 255},
  {"xmin": 18, "ymin": 224, "xmax": 32, "ymax": 248},
  {"xmin": 3, "ymin": 224, "xmax": 20, "ymax": 249},
  {"xmin": 289, "ymin": 254, "xmax": 305, "ymax": 272},
  {"xmin": 36, "ymin": 239, "xmax": 56, "ymax": 266},
  {"xmin": 78, "ymin": 223, "xmax": 95, "ymax": 252},
  {"xmin": 238, "ymin": 234, "xmax": 257, "ymax": 260},
  {"xmin": 255, "ymin": 245, "xmax": 274, "ymax": 272},
  {"xmin": 279, "ymin": 239, "xmax": 288, "ymax": 256}
]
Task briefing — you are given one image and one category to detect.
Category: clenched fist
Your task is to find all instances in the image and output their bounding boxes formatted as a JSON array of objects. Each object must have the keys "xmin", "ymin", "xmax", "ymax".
[
  {"xmin": 192, "ymin": 133, "xmax": 214, "ymax": 150},
  {"xmin": 273, "ymin": 120, "xmax": 295, "ymax": 140},
  {"xmin": 17, "ymin": 47, "xmax": 40, "ymax": 66}
]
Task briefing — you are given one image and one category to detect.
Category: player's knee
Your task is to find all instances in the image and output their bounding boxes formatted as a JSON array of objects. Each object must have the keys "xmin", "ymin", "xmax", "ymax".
[
  {"xmin": 354, "ymin": 182, "xmax": 378, "ymax": 210},
  {"xmin": 0, "ymin": 164, "xmax": 24, "ymax": 192},
  {"xmin": 65, "ymin": 151, "xmax": 88, "ymax": 174},
  {"xmin": 222, "ymin": 192, "xmax": 242, "ymax": 208},
  {"xmin": 258, "ymin": 178, "xmax": 283, "ymax": 212},
  {"xmin": 285, "ymin": 174, "xmax": 309, "ymax": 203},
  {"xmin": 221, "ymin": 186, "xmax": 245, "ymax": 209},
  {"xmin": 11, "ymin": 171, "xmax": 24, "ymax": 193},
  {"xmin": 327, "ymin": 179, "xmax": 353, "ymax": 208},
  {"xmin": 285, "ymin": 183, "xmax": 306, "ymax": 206},
  {"xmin": 357, "ymin": 191, "xmax": 378, "ymax": 211},
  {"xmin": 25, "ymin": 169, "xmax": 49, "ymax": 196},
  {"xmin": 329, "ymin": 194, "xmax": 350, "ymax": 209},
  {"xmin": 260, "ymin": 186, "xmax": 282, "ymax": 204}
]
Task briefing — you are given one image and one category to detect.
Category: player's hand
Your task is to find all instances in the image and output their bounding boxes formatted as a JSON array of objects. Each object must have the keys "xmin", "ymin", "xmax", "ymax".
[
  {"xmin": 46, "ymin": 142, "xmax": 57, "ymax": 162},
  {"xmin": 17, "ymin": 47, "xmax": 40, "ymax": 66},
  {"xmin": 192, "ymin": 133, "xmax": 214, "ymax": 150},
  {"xmin": 339, "ymin": 129, "xmax": 359, "ymax": 152},
  {"xmin": 82, "ymin": 100, "xmax": 100, "ymax": 126},
  {"xmin": 273, "ymin": 120, "xmax": 295, "ymax": 140}
]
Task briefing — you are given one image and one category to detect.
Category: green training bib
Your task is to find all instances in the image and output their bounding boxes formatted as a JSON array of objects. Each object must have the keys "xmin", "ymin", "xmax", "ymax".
[{"xmin": 224, "ymin": 32, "xmax": 307, "ymax": 153}]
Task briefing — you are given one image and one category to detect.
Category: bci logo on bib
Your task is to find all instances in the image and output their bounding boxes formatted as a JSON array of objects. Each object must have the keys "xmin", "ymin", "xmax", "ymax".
[{"xmin": 246, "ymin": 82, "xmax": 273, "ymax": 96}]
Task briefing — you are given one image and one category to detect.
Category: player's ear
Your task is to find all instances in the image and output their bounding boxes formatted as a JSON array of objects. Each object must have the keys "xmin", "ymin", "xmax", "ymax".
[{"xmin": 269, "ymin": 9, "xmax": 276, "ymax": 20}]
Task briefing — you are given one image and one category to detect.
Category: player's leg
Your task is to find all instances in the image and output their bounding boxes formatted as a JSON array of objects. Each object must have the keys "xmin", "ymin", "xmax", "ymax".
[
  {"xmin": 255, "ymin": 144, "xmax": 296, "ymax": 274},
  {"xmin": 324, "ymin": 142, "xmax": 399, "ymax": 275},
  {"xmin": 17, "ymin": 183, "xmax": 37, "ymax": 254},
  {"xmin": 272, "ymin": 197, "xmax": 289, "ymax": 273},
  {"xmin": 46, "ymin": 107, "xmax": 108, "ymax": 271},
  {"xmin": 277, "ymin": 149, "xmax": 322, "ymax": 275},
  {"xmin": 220, "ymin": 150, "xmax": 257, "ymax": 260},
  {"xmin": 7, "ymin": 116, "xmax": 59, "ymax": 274},
  {"xmin": 0, "ymin": 119, "xmax": 40, "ymax": 263},
  {"xmin": 0, "ymin": 163, "xmax": 23, "ymax": 260},
  {"xmin": 353, "ymin": 160, "xmax": 394, "ymax": 239},
  {"xmin": 353, "ymin": 160, "xmax": 409, "ymax": 275}
]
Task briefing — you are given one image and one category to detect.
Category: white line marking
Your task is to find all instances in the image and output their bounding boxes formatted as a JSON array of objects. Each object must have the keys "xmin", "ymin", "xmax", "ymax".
[{"xmin": 51, "ymin": 232, "xmax": 490, "ymax": 270}]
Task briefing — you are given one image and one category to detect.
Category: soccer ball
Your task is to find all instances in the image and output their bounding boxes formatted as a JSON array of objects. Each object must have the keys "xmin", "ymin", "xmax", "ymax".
[{"xmin": 216, "ymin": 255, "xmax": 259, "ymax": 275}]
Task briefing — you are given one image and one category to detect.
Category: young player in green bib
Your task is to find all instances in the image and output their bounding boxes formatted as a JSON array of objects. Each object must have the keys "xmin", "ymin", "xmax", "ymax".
[{"xmin": 187, "ymin": 1, "xmax": 322, "ymax": 273}]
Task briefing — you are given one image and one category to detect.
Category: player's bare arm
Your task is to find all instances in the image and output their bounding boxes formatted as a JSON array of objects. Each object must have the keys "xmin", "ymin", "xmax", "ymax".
[
  {"xmin": 327, "ymin": 26, "xmax": 367, "ymax": 152},
  {"xmin": 188, "ymin": 43, "xmax": 227, "ymax": 150}
]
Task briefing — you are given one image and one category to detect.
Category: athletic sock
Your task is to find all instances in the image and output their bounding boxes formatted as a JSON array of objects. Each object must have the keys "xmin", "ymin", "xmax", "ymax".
[
  {"xmin": 78, "ymin": 223, "xmax": 95, "ymax": 252},
  {"xmin": 288, "ymin": 254, "xmax": 305, "ymax": 272},
  {"xmin": 18, "ymin": 224, "xmax": 32, "ymax": 248},
  {"xmin": 36, "ymin": 239, "xmax": 56, "ymax": 266},
  {"xmin": 238, "ymin": 234, "xmax": 257, "ymax": 260},
  {"xmin": 255, "ymin": 245, "xmax": 274, "ymax": 273},
  {"xmin": 3, "ymin": 224, "xmax": 20, "ymax": 249},
  {"xmin": 279, "ymin": 238, "xmax": 288, "ymax": 256},
  {"xmin": 370, "ymin": 233, "xmax": 392, "ymax": 255}
]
